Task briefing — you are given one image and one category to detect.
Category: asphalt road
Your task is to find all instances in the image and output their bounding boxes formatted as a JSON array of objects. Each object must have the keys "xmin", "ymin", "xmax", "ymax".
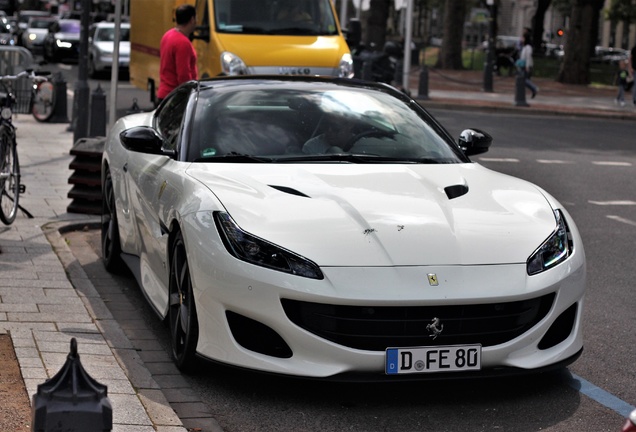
[{"xmin": 68, "ymin": 100, "xmax": 636, "ymax": 430}]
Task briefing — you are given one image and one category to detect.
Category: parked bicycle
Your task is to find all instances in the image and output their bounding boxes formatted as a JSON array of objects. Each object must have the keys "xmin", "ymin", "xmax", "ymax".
[{"xmin": 0, "ymin": 69, "xmax": 50, "ymax": 225}]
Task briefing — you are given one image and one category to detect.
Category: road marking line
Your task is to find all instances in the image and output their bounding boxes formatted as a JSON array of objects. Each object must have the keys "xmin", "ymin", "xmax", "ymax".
[
  {"xmin": 478, "ymin": 158, "xmax": 520, "ymax": 163},
  {"xmin": 568, "ymin": 373, "xmax": 636, "ymax": 418},
  {"xmin": 589, "ymin": 200, "xmax": 636, "ymax": 206},
  {"xmin": 607, "ymin": 215, "xmax": 636, "ymax": 226},
  {"xmin": 592, "ymin": 161, "xmax": 632, "ymax": 166},
  {"xmin": 537, "ymin": 159, "xmax": 574, "ymax": 164}
]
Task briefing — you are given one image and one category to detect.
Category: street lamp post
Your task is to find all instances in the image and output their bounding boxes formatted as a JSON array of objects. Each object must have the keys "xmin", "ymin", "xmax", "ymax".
[
  {"xmin": 483, "ymin": 0, "xmax": 496, "ymax": 93},
  {"xmin": 71, "ymin": 0, "xmax": 90, "ymax": 142}
]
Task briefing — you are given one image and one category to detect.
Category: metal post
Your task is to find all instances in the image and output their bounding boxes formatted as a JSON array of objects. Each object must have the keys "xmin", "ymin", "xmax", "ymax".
[
  {"xmin": 483, "ymin": 0, "xmax": 496, "ymax": 93},
  {"xmin": 48, "ymin": 73, "xmax": 70, "ymax": 124},
  {"xmin": 71, "ymin": 0, "xmax": 91, "ymax": 142},
  {"xmin": 90, "ymin": 84, "xmax": 107, "ymax": 137},
  {"xmin": 418, "ymin": 66, "xmax": 429, "ymax": 100},
  {"xmin": 514, "ymin": 71, "xmax": 529, "ymax": 107},
  {"xmin": 401, "ymin": 0, "xmax": 414, "ymax": 94}
]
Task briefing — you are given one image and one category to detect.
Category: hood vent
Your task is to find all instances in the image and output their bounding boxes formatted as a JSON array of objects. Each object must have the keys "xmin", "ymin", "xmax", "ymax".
[
  {"xmin": 269, "ymin": 185, "xmax": 310, "ymax": 198},
  {"xmin": 444, "ymin": 184, "xmax": 469, "ymax": 200}
]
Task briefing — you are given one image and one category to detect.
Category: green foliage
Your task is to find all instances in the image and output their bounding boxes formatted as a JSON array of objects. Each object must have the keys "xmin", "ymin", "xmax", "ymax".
[{"xmin": 605, "ymin": 0, "xmax": 636, "ymax": 22}]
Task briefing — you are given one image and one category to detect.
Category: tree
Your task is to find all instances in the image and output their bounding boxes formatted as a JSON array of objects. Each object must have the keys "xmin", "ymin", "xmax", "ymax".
[
  {"xmin": 606, "ymin": 0, "xmax": 636, "ymax": 48},
  {"xmin": 531, "ymin": 0, "xmax": 552, "ymax": 52},
  {"xmin": 436, "ymin": 0, "xmax": 467, "ymax": 69},
  {"xmin": 557, "ymin": 0, "xmax": 605, "ymax": 84}
]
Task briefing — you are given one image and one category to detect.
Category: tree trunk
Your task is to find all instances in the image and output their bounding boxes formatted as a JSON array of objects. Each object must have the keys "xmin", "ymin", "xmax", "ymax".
[
  {"xmin": 557, "ymin": 0, "xmax": 604, "ymax": 84},
  {"xmin": 436, "ymin": 0, "xmax": 466, "ymax": 69},
  {"xmin": 366, "ymin": 0, "xmax": 391, "ymax": 49},
  {"xmin": 532, "ymin": 0, "xmax": 552, "ymax": 54}
]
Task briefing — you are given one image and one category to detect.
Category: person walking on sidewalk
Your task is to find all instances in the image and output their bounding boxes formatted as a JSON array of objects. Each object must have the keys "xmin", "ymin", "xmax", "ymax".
[
  {"xmin": 615, "ymin": 59, "xmax": 631, "ymax": 107},
  {"xmin": 517, "ymin": 36, "xmax": 538, "ymax": 99},
  {"xmin": 156, "ymin": 4, "xmax": 198, "ymax": 105}
]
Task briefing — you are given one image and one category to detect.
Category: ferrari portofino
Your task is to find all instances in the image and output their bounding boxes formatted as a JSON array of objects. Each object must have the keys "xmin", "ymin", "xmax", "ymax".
[{"xmin": 101, "ymin": 76, "xmax": 586, "ymax": 379}]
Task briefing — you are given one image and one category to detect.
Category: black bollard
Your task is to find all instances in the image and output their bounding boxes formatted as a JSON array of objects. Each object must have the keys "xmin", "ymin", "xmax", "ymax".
[
  {"xmin": 89, "ymin": 84, "xmax": 107, "ymax": 137},
  {"xmin": 514, "ymin": 72, "xmax": 529, "ymax": 107},
  {"xmin": 126, "ymin": 98, "xmax": 142, "ymax": 115},
  {"xmin": 31, "ymin": 338, "xmax": 112, "ymax": 432},
  {"xmin": 418, "ymin": 66, "xmax": 429, "ymax": 100},
  {"xmin": 48, "ymin": 72, "xmax": 70, "ymax": 123}
]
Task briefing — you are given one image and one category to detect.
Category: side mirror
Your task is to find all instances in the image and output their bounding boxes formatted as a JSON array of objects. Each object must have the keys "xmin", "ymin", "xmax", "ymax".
[
  {"xmin": 119, "ymin": 126, "xmax": 176, "ymax": 157},
  {"xmin": 458, "ymin": 128, "xmax": 492, "ymax": 156},
  {"xmin": 192, "ymin": 25, "xmax": 210, "ymax": 42}
]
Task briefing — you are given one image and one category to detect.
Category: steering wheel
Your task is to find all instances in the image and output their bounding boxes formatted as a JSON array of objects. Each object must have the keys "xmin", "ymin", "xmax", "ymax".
[{"xmin": 344, "ymin": 129, "xmax": 394, "ymax": 151}]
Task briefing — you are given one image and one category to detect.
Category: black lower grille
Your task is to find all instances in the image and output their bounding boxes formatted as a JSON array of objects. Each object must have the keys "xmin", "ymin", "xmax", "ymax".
[{"xmin": 282, "ymin": 293, "xmax": 555, "ymax": 351}]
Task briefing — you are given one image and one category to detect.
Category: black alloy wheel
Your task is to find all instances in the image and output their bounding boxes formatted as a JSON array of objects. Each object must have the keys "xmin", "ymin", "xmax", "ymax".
[
  {"xmin": 101, "ymin": 168, "xmax": 124, "ymax": 272},
  {"xmin": 168, "ymin": 231, "xmax": 199, "ymax": 372}
]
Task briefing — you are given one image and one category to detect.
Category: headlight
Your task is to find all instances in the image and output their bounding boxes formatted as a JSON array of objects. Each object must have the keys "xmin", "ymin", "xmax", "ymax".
[
  {"xmin": 338, "ymin": 52, "xmax": 354, "ymax": 78},
  {"xmin": 28, "ymin": 33, "xmax": 36, "ymax": 41},
  {"xmin": 214, "ymin": 212, "xmax": 323, "ymax": 279},
  {"xmin": 56, "ymin": 39, "xmax": 72, "ymax": 49},
  {"xmin": 527, "ymin": 209, "xmax": 573, "ymax": 275},
  {"xmin": 220, "ymin": 51, "xmax": 248, "ymax": 75}
]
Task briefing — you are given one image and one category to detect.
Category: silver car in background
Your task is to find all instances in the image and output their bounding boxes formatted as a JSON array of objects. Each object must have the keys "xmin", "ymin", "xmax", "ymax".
[
  {"xmin": 22, "ymin": 17, "xmax": 56, "ymax": 53},
  {"xmin": 88, "ymin": 21, "xmax": 130, "ymax": 78}
]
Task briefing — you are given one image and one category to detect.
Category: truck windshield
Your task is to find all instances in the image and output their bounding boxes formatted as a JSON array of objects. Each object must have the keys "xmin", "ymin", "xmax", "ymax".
[{"xmin": 214, "ymin": 0, "xmax": 339, "ymax": 36}]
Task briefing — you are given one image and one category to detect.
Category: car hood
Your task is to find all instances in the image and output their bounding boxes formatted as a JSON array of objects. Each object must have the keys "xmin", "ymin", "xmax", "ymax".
[
  {"xmin": 94, "ymin": 41, "xmax": 130, "ymax": 55},
  {"xmin": 186, "ymin": 163, "xmax": 557, "ymax": 266}
]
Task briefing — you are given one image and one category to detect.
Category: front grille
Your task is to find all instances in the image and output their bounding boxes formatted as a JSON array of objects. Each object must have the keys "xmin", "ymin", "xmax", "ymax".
[{"xmin": 282, "ymin": 293, "xmax": 555, "ymax": 351}]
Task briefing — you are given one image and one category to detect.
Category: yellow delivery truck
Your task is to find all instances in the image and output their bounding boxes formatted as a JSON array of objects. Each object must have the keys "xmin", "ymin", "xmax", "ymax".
[{"xmin": 130, "ymin": 0, "xmax": 354, "ymax": 103}]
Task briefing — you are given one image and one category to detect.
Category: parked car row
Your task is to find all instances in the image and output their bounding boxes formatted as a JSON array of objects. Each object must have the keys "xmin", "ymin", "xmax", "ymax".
[{"xmin": 0, "ymin": 9, "xmax": 130, "ymax": 77}]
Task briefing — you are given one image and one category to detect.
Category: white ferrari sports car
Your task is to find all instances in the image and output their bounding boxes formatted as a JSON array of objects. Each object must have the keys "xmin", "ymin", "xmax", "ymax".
[{"xmin": 101, "ymin": 76, "xmax": 586, "ymax": 379}]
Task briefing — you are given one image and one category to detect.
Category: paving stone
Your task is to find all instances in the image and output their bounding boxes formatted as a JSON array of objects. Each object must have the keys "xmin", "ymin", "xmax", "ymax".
[{"xmin": 138, "ymin": 389, "xmax": 184, "ymax": 427}]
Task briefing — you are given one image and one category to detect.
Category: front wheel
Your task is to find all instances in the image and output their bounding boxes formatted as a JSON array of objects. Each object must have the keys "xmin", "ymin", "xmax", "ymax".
[
  {"xmin": 0, "ymin": 125, "xmax": 20, "ymax": 225},
  {"xmin": 168, "ymin": 231, "xmax": 199, "ymax": 373},
  {"xmin": 32, "ymin": 81, "xmax": 56, "ymax": 122},
  {"xmin": 101, "ymin": 168, "xmax": 124, "ymax": 272}
]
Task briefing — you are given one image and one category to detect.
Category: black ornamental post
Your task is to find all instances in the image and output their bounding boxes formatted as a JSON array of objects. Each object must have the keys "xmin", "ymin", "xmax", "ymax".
[{"xmin": 31, "ymin": 338, "xmax": 113, "ymax": 432}]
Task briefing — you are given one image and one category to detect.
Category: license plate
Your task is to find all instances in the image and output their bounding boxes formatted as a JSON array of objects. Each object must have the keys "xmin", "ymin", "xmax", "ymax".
[{"xmin": 386, "ymin": 344, "xmax": 481, "ymax": 375}]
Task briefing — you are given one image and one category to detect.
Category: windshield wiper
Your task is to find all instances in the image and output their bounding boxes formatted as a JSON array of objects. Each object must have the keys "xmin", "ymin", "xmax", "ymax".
[{"xmin": 194, "ymin": 152, "xmax": 271, "ymax": 163}]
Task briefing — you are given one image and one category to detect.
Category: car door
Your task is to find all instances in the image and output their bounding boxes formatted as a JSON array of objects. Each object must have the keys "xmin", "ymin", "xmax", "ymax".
[{"xmin": 125, "ymin": 87, "xmax": 192, "ymax": 312}]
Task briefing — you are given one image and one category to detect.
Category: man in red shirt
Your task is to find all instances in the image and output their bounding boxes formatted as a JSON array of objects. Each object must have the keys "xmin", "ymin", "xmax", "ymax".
[{"xmin": 157, "ymin": 4, "xmax": 198, "ymax": 103}]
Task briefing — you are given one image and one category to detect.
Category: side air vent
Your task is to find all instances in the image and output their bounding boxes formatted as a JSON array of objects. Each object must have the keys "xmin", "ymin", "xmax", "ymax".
[
  {"xmin": 269, "ymin": 185, "xmax": 310, "ymax": 198},
  {"xmin": 445, "ymin": 184, "xmax": 469, "ymax": 200}
]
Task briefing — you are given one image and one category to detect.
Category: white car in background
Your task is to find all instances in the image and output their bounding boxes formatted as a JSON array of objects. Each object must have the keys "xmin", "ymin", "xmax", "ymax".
[
  {"xmin": 22, "ymin": 17, "xmax": 55, "ymax": 53},
  {"xmin": 88, "ymin": 21, "xmax": 130, "ymax": 78}
]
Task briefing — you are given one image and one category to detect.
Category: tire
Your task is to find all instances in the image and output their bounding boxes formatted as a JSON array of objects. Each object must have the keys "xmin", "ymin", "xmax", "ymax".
[
  {"xmin": 32, "ymin": 81, "xmax": 55, "ymax": 123},
  {"xmin": 0, "ymin": 125, "xmax": 19, "ymax": 225},
  {"xmin": 168, "ymin": 231, "xmax": 199, "ymax": 373},
  {"xmin": 101, "ymin": 168, "xmax": 124, "ymax": 272}
]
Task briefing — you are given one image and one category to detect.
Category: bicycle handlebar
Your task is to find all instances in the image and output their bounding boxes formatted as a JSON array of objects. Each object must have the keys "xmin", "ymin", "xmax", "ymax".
[{"xmin": 0, "ymin": 69, "xmax": 50, "ymax": 83}]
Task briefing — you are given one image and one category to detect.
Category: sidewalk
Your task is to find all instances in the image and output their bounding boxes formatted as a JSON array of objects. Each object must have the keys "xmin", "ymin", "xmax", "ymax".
[
  {"xmin": 0, "ymin": 73, "xmax": 632, "ymax": 432},
  {"xmin": 409, "ymin": 68, "xmax": 636, "ymax": 120}
]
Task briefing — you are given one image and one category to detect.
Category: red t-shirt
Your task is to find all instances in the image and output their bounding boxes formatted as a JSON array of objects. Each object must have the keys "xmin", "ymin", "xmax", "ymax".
[{"xmin": 157, "ymin": 28, "xmax": 198, "ymax": 99}]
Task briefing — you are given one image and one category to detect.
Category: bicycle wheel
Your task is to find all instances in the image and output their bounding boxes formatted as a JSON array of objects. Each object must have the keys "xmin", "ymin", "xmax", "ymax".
[
  {"xmin": 0, "ymin": 125, "xmax": 19, "ymax": 225},
  {"xmin": 32, "ymin": 81, "xmax": 56, "ymax": 123}
]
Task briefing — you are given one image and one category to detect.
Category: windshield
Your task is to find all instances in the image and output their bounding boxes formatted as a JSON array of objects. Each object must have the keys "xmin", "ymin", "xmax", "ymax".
[
  {"xmin": 188, "ymin": 82, "xmax": 464, "ymax": 164},
  {"xmin": 214, "ymin": 0, "xmax": 339, "ymax": 36},
  {"xmin": 95, "ymin": 27, "xmax": 130, "ymax": 42}
]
